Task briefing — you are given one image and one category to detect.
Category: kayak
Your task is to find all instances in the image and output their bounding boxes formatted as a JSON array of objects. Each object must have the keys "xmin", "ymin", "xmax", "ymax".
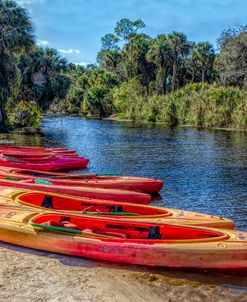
[
  {"xmin": 0, "ymin": 188, "xmax": 234, "ymax": 229},
  {"xmin": 0, "ymin": 205, "xmax": 246, "ymax": 269},
  {"xmin": 0, "ymin": 175, "xmax": 151, "ymax": 203},
  {"xmin": 0, "ymin": 167, "xmax": 164, "ymax": 193},
  {"xmin": 0, "ymin": 145, "xmax": 77, "ymax": 156},
  {"xmin": 0, "ymin": 150, "xmax": 77, "ymax": 157},
  {"xmin": 0, "ymin": 154, "xmax": 89, "ymax": 171}
]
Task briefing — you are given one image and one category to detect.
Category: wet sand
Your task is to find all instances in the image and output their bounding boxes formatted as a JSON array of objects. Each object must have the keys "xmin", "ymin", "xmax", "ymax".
[{"xmin": 1, "ymin": 243, "xmax": 246, "ymax": 302}]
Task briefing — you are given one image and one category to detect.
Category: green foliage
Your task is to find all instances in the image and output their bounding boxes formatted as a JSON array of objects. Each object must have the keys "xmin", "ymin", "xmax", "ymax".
[
  {"xmin": 192, "ymin": 42, "xmax": 215, "ymax": 83},
  {"xmin": 0, "ymin": 0, "xmax": 34, "ymax": 130},
  {"xmin": 0, "ymin": 8, "xmax": 246, "ymax": 131},
  {"xmin": 8, "ymin": 100, "xmax": 42, "ymax": 129},
  {"xmin": 114, "ymin": 18, "xmax": 145, "ymax": 40},
  {"xmin": 112, "ymin": 83, "xmax": 247, "ymax": 129},
  {"xmin": 101, "ymin": 34, "xmax": 120, "ymax": 51},
  {"xmin": 218, "ymin": 26, "xmax": 247, "ymax": 87},
  {"xmin": 112, "ymin": 79, "xmax": 144, "ymax": 118},
  {"xmin": 19, "ymin": 47, "xmax": 71, "ymax": 110}
]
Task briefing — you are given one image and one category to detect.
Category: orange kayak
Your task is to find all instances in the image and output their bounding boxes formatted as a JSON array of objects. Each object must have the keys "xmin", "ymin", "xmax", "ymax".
[
  {"xmin": 0, "ymin": 187, "xmax": 234, "ymax": 229},
  {"xmin": 0, "ymin": 205, "xmax": 246, "ymax": 269},
  {"xmin": 0, "ymin": 167, "xmax": 164, "ymax": 193}
]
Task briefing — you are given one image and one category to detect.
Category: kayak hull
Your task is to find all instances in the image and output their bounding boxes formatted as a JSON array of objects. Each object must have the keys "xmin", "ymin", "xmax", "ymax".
[
  {"xmin": 0, "ymin": 206, "xmax": 246, "ymax": 269},
  {"xmin": 1, "ymin": 228, "xmax": 246, "ymax": 269}
]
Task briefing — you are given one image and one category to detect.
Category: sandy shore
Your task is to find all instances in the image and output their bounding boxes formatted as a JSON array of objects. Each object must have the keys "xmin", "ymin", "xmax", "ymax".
[{"xmin": 0, "ymin": 243, "xmax": 246, "ymax": 302}]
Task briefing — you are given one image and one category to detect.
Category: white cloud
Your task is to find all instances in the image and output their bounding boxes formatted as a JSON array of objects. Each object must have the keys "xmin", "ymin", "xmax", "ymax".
[
  {"xmin": 17, "ymin": 0, "xmax": 46, "ymax": 5},
  {"xmin": 16, "ymin": 0, "xmax": 31, "ymax": 4},
  {"xmin": 58, "ymin": 48, "xmax": 80, "ymax": 54},
  {"xmin": 73, "ymin": 61, "xmax": 89, "ymax": 67},
  {"xmin": 37, "ymin": 40, "xmax": 49, "ymax": 46}
]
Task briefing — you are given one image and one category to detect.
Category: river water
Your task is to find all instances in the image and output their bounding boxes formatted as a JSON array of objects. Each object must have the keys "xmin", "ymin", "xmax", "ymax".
[{"xmin": 1, "ymin": 115, "xmax": 246, "ymax": 231}]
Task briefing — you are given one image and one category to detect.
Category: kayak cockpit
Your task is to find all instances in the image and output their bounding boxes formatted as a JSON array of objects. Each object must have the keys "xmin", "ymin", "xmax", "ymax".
[
  {"xmin": 17, "ymin": 193, "xmax": 169, "ymax": 217},
  {"xmin": 30, "ymin": 213, "xmax": 228, "ymax": 243}
]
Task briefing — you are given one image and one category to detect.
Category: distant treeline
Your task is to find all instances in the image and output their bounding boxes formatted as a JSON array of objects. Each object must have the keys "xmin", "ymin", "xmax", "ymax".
[{"xmin": 0, "ymin": 0, "xmax": 246, "ymax": 131}]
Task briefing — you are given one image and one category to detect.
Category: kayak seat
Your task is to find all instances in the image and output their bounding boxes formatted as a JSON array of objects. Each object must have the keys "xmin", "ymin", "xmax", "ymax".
[
  {"xmin": 41, "ymin": 196, "xmax": 53, "ymax": 208},
  {"xmin": 110, "ymin": 206, "xmax": 123, "ymax": 213},
  {"xmin": 60, "ymin": 216, "xmax": 71, "ymax": 222},
  {"xmin": 148, "ymin": 226, "xmax": 161, "ymax": 239},
  {"xmin": 61, "ymin": 222, "xmax": 79, "ymax": 230},
  {"xmin": 82, "ymin": 206, "xmax": 101, "ymax": 213},
  {"xmin": 43, "ymin": 220, "xmax": 79, "ymax": 230}
]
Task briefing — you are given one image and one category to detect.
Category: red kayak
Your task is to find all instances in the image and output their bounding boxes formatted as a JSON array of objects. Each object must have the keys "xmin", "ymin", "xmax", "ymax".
[
  {"xmin": 0, "ymin": 174, "xmax": 151, "ymax": 203},
  {"xmin": 0, "ymin": 154, "xmax": 89, "ymax": 171},
  {"xmin": 0, "ymin": 167, "xmax": 163, "ymax": 193},
  {"xmin": 0, "ymin": 145, "xmax": 77, "ymax": 156}
]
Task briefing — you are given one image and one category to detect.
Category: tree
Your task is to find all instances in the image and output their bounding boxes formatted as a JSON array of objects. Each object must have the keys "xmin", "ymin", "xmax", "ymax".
[
  {"xmin": 0, "ymin": 0, "xmax": 34, "ymax": 130},
  {"xmin": 97, "ymin": 49, "xmax": 122, "ymax": 72},
  {"xmin": 123, "ymin": 34, "xmax": 154, "ymax": 94},
  {"xmin": 218, "ymin": 26, "xmax": 247, "ymax": 87},
  {"xmin": 115, "ymin": 18, "xmax": 145, "ymax": 78},
  {"xmin": 167, "ymin": 32, "xmax": 191, "ymax": 91},
  {"xmin": 192, "ymin": 42, "xmax": 215, "ymax": 83},
  {"xmin": 114, "ymin": 18, "xmax": 145, "ymax": 41},
  {"xmin": 19, "ymin": 47, "xmax": 70, "ymax": 110},
  {"xmin": 83, "ymin": 69, "xmax": 118, "ymax": 117},
  {"xmin": 101, "ymin": 33, "xmax": 119, "ymax": 51},
  {"xmin": 147, "ymin": 35, "xmax": 172, "ymax": 94}
]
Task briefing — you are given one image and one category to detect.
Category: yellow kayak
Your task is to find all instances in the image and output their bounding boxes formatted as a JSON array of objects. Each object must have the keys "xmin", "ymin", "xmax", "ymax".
[
  {"xmin": 0, "ymin": 204, "xmax": 246, "ymax": 269},
  {"xmin": 0, "ymin": 187, "xmax": 235, "ymax": 229}
]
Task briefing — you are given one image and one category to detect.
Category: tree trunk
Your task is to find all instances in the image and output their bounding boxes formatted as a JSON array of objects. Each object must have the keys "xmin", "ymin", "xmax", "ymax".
[
  {"xmin": 172, "ymin": 61, "xmax": 177, "ymax": 92},
  {"xmin": 191, "ymin": 68, "xmax": 195, "ymax": 83},
  {"xmin": 0, "ymin": 89, "xmax": 9, "ymax": 132},
  {"xmin": 162, "ymin": 72, "xmax": 167, "ymax": 94},
  {"xmin": 0, "ymin": 105, "xmax": 8, "ymax": 132},
  {"xmin": 202, "ymin": 66, "xmax": 205, "ymax": 83}
]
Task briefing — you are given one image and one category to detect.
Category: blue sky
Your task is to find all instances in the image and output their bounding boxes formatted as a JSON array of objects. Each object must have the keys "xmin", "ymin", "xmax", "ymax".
[{"xmin": 17, "ymin": 0, "xmax": 247, "ymax": 65}]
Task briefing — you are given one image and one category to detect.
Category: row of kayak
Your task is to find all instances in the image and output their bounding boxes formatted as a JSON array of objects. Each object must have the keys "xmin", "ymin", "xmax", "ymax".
[
  {"xmin": 0, "ymin": 201, "xmax": 246, "ymax": 270},
  {"xmin": 0, "ymin": 186, "xmax": 246, "ymax": 270},
  {"xmin": 0, "ymin": 145, "xmax": 246, "ymax": 271},
  {"xmin": 0, "ymin": 145, "xmax": 88, "ymax": 170}
]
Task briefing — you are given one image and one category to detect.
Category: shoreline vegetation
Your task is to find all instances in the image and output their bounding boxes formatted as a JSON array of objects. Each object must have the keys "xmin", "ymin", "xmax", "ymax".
[{"xmin": 0, "ymin": 0, "xmax": 247, "ymax": 132}]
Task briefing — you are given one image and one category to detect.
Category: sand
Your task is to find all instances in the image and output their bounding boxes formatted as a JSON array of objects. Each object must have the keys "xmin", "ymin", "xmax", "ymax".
[{"xmin": 0, "ymin": 242, "xmax": 246, "ymax": 302}]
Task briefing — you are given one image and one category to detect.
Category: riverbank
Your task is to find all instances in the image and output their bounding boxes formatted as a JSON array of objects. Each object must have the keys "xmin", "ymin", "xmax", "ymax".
[
  {"xmin": 1, "ymin": 242, "xmax": 247, "ymax": 302},
  {"xmin": 103, "ymin": 115, "xmax": 247, "ymax": 132}
]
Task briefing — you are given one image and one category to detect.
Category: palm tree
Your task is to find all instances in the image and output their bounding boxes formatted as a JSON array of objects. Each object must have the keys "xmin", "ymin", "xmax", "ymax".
[
  {"xmin": 147, "ymin": 34, "xmax": 172, "ymax": 94},
  {"xmin": 0, "ymin": 0, "xmax": 34, "ymax": 130},
  {"xmin": 123, "ymin": 34, "xmax": 154, "ymax": 94},
  {"xmin": 192, "ymin": 42, "xmax": 215, "ymax": 83},
  {"xmin": 97, "ymin": 49, "xmax": 122, "ymax": 73},
  {"xmin": 19, "ymin": 47, "xmax": 70, "ymax": 110},
  {"xmin": 167, "ymin": 32, "xmax": 191, "ymax": 91}
]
